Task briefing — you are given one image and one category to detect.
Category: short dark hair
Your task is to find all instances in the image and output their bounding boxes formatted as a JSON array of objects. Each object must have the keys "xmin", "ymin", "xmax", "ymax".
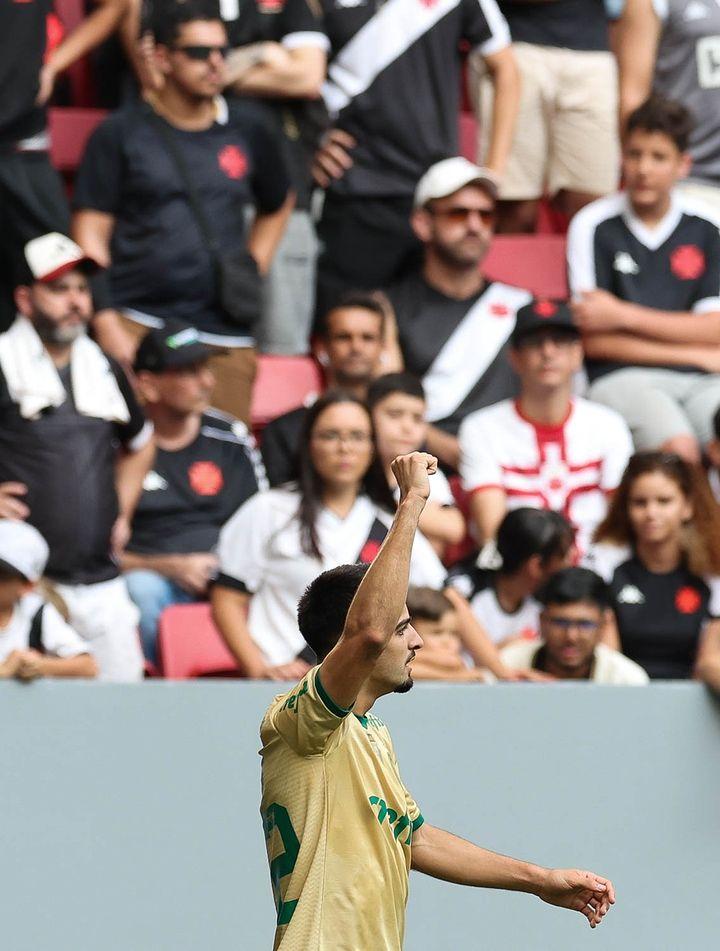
[
  {"xmin": 497, "ymin": 508, "xmax": 574, "ymax": 575},
  {"xmin": 626, "ymin": 94, "xmax": 694, "ymax": 153},
  {"xmin": 406, "ymin": 586, "xmax": 452, "ymax": 623},
  {"xmin": 320, "ymin": 290, "xmax": 386, "ymax": 339},
  {"xmin": 0, "ymin": 560, "xmax": 27, "ymax": 582},
  {"xmin": 367, "ymin": 373, "xmax": 425, "ymax": 410},
  {"xmin": 713, "ymin": 404, "xmax": 720, "ymax": 442},
  {"xmin": 151, "ymin": 0, "xmax": 223, "ymax": 47},
  {"xmin": 297, "ymin": 564, "xmax": 369, "ymax": 661},
  {"xmin": 536, "ymin": 567, "xmax": 610, "ymax": 612}
]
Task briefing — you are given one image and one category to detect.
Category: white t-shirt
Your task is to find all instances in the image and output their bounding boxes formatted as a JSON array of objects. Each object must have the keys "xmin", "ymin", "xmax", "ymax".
[
  {"xmin": 499, "ymin": 640, "xmax": 650, "ymax": 685},
  {"xmin": 216, "ymin": 487, "xmax": 446, "ymax": 666},
  {"xmin": 459, "ymin": 398, "xmax": 633, "ymax": 554},
  {"xmin": 446, "ymin": 566, "xmax": 540, "ymax": 645},
  {"xmin": 0, "ymin": 592, "xmax": 91, "ymax": 661}
]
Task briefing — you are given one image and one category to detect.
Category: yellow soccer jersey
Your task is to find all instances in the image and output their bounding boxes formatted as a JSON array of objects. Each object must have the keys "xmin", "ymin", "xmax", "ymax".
[{"xmin": 259, "ymin": 665, "xmax": 424, "ymax": 951}]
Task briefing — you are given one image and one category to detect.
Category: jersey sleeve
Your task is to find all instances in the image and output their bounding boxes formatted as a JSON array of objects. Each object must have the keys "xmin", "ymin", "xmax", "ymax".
[
  {"xmin": 72, "ymin": 115, "xmax": 125, "ymax": 214},
  {"xmin": 276, "ymin": 0, "xmax": 330, "ymax": 50},
  {"xmin": 599, "ymin": 412, "xmax": 633, "ymax": 492},
  {"xmin": 462, "ymin": 0, "xmax": 511, "ymax": 55},
  {"xmin": 266, "ymin": 665, "xmax": 353, "ymax": 756},
  {"xmin": 215, "ymin": 491, "xmax": 272, "ymax": 592},
  {"xmin": 458, "ymin": 414, "xmax": 503, "ymax": 493},
  {"xmin": 41, "ymin": 603, "xmax": 93, "ymax": 658},
  {"xmin": 706, "ymin": 576, "xmax": 720, "ymax": 618},
  {"xmin": 566, "ymin": 204, "xmax": 600, "ymax": 294},
  {"xmin": 690, "ymin": 222, "xmax": 720, "ymax": 313},
  {"xmin": 248, "ymin": 115, "xmax": 291, "ymax": 214},
  {"xmin": 109, "ymin": 358, "xmax": 154, "ymax": 451}
]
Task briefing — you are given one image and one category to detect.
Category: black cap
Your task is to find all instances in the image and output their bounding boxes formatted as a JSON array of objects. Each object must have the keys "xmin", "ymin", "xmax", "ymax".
[
  {"xmin": 510, "ymin": 299, "xmax": 579, "ymax": 346},
  {"xmin": 133, "ymin": 320, "xmax": 212, "ymax": 373}
]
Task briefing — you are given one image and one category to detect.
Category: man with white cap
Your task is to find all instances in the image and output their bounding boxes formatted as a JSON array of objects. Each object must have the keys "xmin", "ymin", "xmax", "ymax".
[
  {"xmin": 0, "ymin": 233, "xmax": 154, "ymax": 682},
  {"xmin": 387, "ymin": 157, "xmax": 532, "ymax": 469},
  {"xmin": 0, "ymin": 519, "xmax": 96, "ymax": 681}
]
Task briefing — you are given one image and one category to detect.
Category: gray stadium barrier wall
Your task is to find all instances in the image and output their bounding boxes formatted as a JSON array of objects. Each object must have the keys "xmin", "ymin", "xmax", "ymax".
[{"xmin": 1, "ymin": 681, "xmax": 718, "ymax": 951}]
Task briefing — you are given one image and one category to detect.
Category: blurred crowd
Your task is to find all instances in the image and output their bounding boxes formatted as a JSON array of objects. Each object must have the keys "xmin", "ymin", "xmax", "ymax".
[{"xmin": 1, "ymin": 0, "xmax": 720, "ymax": 690}]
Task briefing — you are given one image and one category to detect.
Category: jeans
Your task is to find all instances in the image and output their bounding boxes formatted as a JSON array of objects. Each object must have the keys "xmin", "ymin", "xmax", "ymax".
[{"xmin": 124, "ymin": 570, "xmax": 196, "ymax": 666}]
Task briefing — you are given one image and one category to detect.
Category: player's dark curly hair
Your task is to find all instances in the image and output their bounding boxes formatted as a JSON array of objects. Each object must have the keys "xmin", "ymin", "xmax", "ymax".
[
  {"xmin": 626, "ymin": 94, "xmax": 694, "ymax": 152},
  {"xmin": 297, "ymin": 564, "xmax": 370, "ymax": 661},
  {"xmin": 594, "ymin": 451, "xmax": 720, "ymax": 575}
]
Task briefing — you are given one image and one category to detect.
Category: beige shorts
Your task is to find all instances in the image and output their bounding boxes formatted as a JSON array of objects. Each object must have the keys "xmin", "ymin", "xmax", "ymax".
[{"xmin": 471, "ymin": 43, "xmax": 620, "ymax": 201}]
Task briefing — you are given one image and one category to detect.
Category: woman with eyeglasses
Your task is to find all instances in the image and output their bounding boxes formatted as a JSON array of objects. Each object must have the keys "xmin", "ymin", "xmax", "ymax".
[
  {"xmin": 588, "ymin": 452, "xmax": 720, "ymax": 684},
  {"xmin": 211, "ymin": 391, "xmax": 446, "ymax": 679}
]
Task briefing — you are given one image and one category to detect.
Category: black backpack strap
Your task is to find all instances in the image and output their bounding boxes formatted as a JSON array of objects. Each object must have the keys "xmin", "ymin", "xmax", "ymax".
[{"xmin": 28, "ymin": 604, "xmax": 46, "ymax": 654}]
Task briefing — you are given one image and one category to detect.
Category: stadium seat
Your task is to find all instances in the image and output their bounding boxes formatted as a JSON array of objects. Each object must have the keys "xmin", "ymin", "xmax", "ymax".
[
  {"xmin": 250, "ymin": 354, "xmax": 322, "ymax": 430},
  {"xmin": 53, "ymin": 0, "xmax": 97, "ymax": 106},
  {"xmin": 483, "ymin": 234, "xmax": 568, "ymax": 299},
  {"xmin": 49, "ymin": 107, "xmax": 107, "ymax": 173},
  {"xmin": 459, "ymin": 112, "xmax": 478, "ymax": 164},
  {"xmin": 157, "ymin": 603, "xmax": 241, "ymax": 680}
]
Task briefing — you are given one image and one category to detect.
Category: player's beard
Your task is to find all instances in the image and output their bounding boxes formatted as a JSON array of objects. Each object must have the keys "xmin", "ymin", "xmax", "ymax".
[{"xmin": 394, "ymin": 676, "xmax": 414, "ymax": 694}]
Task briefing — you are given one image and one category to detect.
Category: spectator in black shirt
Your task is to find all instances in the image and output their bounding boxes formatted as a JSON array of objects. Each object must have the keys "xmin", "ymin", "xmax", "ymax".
[
  {"xmin": 0, "ymin": 233, "xmax": 155, "ymax": 681},
  {"xmin": 261, "ymin": 291, "xmax": 400, "ymax": 486},
  {"xmin": 121, "ymin": 320, "xmax": 265, "ymax": 664},
  {"xmin": 73, "ymin": 0, "xmax": 293, "ymax": 425},
  {"xmin": 588, "ymin": 451, "xmax": 720, "ymax": 679}
]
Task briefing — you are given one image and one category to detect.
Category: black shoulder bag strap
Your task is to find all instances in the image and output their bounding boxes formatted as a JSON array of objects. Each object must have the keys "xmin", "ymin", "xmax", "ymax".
[{"xmin": 28, "ymin": 604, "xmax": 46, "ymax": 654}]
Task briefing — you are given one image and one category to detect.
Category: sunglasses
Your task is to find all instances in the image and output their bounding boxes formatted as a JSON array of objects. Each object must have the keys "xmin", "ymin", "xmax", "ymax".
[
  {"xmin": 173, "ymin": 44, "xmax": 229, "ymax": 60},
  {"xmin": 430, "ymin": 206, "xmax": 496, "ymax": 225}
]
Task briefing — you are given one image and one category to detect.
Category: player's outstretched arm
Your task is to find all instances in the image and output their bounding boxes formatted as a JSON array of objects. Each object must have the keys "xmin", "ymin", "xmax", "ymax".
[
  {"xmin": 319, "ymin": 452, "xmax": 436, "ymax": 709},
  {"xmin": 411, "ymin": 824, "xmax": 615, "ymax": 929}
]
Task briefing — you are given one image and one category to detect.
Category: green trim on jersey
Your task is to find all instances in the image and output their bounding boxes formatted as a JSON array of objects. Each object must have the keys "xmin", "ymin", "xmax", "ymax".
[{"xmin": 315, "ymin": 670, "xmax": 354, "ymax": 719}]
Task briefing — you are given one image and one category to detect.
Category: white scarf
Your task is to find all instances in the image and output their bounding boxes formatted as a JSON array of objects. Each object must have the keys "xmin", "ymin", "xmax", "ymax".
[{"xmin": 0, "ymin": 316, "xmax": 130, "ymax": 423}]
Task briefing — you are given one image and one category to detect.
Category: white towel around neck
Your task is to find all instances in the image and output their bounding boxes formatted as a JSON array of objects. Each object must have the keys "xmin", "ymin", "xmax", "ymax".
[{"xmin": 0, "ymin": 316, "xmax": 130, "ymax": 422}]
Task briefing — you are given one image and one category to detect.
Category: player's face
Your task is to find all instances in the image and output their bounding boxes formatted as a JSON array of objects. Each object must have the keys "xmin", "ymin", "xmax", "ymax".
[
  {"xmin": 372, "ymin": 393, "xmax": 427, "ymax": 464},
  {"xmin": 510, "ymin": 329, "xmax": 582, "ymax": 390},
  {"xmin": 627, "ymin": 471, "xmax": 692, "ymax": 545},
  {"xmin": 421, "ymin": 184, "xmax": 495, "ymax": 268},
  {"xmin": 413, "ymin": 610, "xmax": 462, "ymax": 655},
  {"xmin": 372, "ymin": 610, "xmax": 424, "ymax": 695},
  {"xmin": 540, "ymin": 601, "xmax": 602, "ymax": 676},
  {"xmin": 309, "ymin": 402, "xmax": 374, "ymax": 489},
  {"xmin": 153, "ymin": 360, "xmax": 215, "ymax": 415},
  {"xmin": 623, "ymin": 130, "xmax": 691, "ymax": 212},
  {"xmin": 161, "ymin": 20, "xmax": 228, "ymax": 99},
  {"xmin": 22, "ymin": 271, "xmax": 92, "ymax": 345},
  {"xmin": 321, "ymin": 308, "xmax": 384, "ymax": 386}
]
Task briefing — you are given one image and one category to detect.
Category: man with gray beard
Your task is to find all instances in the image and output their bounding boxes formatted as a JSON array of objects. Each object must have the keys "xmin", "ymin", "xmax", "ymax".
[{"xmin": 0, "ymin": 233, "xmax": 154, "ymax": 681}]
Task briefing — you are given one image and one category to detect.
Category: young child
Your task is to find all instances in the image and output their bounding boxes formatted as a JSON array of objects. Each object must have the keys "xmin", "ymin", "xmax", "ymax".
[
  {"xmin": 0, "ymin": 519, "xmax": 96, "ymax": 681},
  {"xmin": 406, "ymin": 587, "xmax": 484, "ymax": 682}
]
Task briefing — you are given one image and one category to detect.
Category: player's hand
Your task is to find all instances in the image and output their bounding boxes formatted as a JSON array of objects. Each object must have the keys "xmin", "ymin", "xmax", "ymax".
[
  {"xmin": 538, "ymin": 868, "xmax": 615, "ymax": 928},
  {"xmin": 392, "ymin": 452, "xmax": 437, "ymax": 505},
  {"xmin": 0, "ymin": 482, "xmax": 29, "ymax": 519},
  {"xmin": 262, "ymin": 660, "xmax": 312, "ymax": 681},
  {"xmin": 312, "ymin": 128, "xmax": 356, "ymax": 188},
  {"xmin": 14, "ymin": 649, "xmax": 46, "ymax": 682}
]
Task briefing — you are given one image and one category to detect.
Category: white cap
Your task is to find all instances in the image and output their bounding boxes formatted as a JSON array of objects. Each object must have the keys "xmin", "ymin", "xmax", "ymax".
[
  {"xmin": 0, "ymin": 520, "xmax": 49, "ymax": 582},
  {"xmin": 24, "ymin": 232, "xmax": 98, "ymax": 284},
  {"xmin": 413, "ymin": 157, "xmax": 499, "ymax": 208}
]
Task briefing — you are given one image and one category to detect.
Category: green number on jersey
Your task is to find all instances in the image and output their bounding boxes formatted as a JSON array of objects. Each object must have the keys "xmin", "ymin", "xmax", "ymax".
[{"xmin": 262, "ymin": 803, "xmax": 300, "ymax": 926}]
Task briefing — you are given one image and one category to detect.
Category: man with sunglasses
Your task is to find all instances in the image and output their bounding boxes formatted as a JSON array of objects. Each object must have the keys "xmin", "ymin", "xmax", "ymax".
[
  {"xmin": 458, "ymin": 299, "xmax": 633, "ymax": 557},
  {"xmin": 498, "ymin": 567, "xmax": 649, "ymax": 684},
  {"xmin": 388, "ymin": 157, "xmax": 532, "ymax": 470},
  {"xmin": 72, "ymin": 0, "xmax": 294, "ymax": 426}
]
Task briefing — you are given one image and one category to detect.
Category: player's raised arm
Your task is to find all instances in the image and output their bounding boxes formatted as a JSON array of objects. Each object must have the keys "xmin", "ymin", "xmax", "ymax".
[{"xmin": 319, "ymin": 451, "xmax": 436, "ymax": 709}]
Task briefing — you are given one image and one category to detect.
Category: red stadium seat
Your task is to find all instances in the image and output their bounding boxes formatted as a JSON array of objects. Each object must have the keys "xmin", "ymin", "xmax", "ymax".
[
  {"xmin": 459, "ymin": 112, "xmax": 478, "ymax": 164},
  {"xmin": 157, "ymin": 603, "xmax": 241, "ymax": 680},
  {"xmin": 251, "ymin": 354, "xmax": 322, "ymax": 430},
  {"xmin": 53, "ymin": 0, "xmax": 97, "ymax": 105},
  {"xmin": 49, "ymin": 107, "xmax": 107, "ymax": 172},
  {"xmin": 483, "ymin": 234, "xmax": 568, "ymax": 299}
]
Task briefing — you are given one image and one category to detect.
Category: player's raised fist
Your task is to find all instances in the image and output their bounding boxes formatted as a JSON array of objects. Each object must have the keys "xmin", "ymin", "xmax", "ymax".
[{"xmin": 391, "ymin": 452, "xmax": 437, "ymax": 504}]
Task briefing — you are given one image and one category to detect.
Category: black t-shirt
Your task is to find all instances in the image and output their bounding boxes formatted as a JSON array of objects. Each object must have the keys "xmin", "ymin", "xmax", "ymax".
[
  {"xmin": 498, "ymin": 0, "xmax": 608, "ymax": 51},
  {"xmin": 567, "ymin": 193, "xmax": 720, "ymax": 381},
  {"xmin": 128, "ymin": 410, "xmax": 264, "ymax": 554},
  {"xmin": 608, "ymin": 556, "xmax": 719, "ymax": 679},
  {"xmin": 0, "ymin": 355, "xmax": 149, "ymax": 585},
  {"xmin": 388, "ymin": 271, "xmax": 527, "ymax": 435},
  {"xmin": 260, "ymin": 404, "xmax": 309, "ymax": 486},
  {"xmin": 0, "ymin": 0, "xmax": 50, "ymax": 145},
  {"xmin": 319, "ymin": 0, "xmax": 510, "ymax": 197},
  {"xmin": 73, "ymin": 98, "xmax": 289, "ymax": 339}
]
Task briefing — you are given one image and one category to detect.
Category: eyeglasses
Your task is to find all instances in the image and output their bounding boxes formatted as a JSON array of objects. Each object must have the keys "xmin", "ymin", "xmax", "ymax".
[
  {"xmin": 429, "ymin": 206, "xmax": 496, "ymax": 225},
  {"xmin": 173, "ymin": 44, "xmax": 229, "ymax": 60},
  {"xmin": 312, "ymin": 430, "xmax": 372, "ymax": 447},
  {"xmin": 545, "ymin": 616, "xmax": 600, "ymax": 633}
]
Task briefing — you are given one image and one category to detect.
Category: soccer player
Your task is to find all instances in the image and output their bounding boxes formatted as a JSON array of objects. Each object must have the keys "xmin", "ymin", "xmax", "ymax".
[{"xmin": 259, "ymin": 451, "xmax": 615, "ymax": 949}]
